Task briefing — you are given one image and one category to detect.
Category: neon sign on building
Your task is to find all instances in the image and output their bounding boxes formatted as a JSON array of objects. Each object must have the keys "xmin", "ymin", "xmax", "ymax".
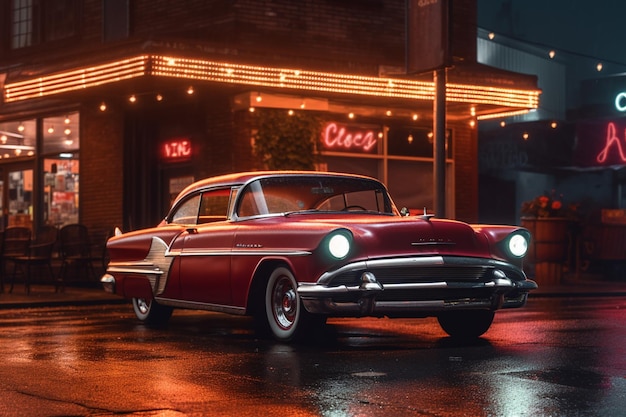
[
  {"xmin": 597, "ymin": 122, "xmax": 626, "ymax": 164},
  {"xmin": 615, "ymin": 92, "xmax": 626, "ymax": 112},
  {"xmin": 575, "ymin": 121, "xmax": 626, "ymax": 166},
  {"xmin": 321, "ymin": 122, "xmax": 378, "ymax": 153},
  {"xmin": 161, "ymin": 138, "xmax": 192, "ymax": 162}
]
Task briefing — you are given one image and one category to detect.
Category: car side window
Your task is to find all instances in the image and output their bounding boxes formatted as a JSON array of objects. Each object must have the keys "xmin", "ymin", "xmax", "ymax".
[
  {"xmin": 198, "ymin": 190, "xmax": 230, "ymax": 223},
  {"xmin": 170, "ymin": 194, "xmax": 201, "ymax": 225}
]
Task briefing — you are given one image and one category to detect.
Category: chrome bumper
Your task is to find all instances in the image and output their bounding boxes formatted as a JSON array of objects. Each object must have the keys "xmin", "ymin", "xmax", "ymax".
[
  {"xmin": 100, "ymin": 274, "xmax": 116, "ymax": 293},
  {"xmin": 297, "ymin": 259, "xmax": 537, "ymax": 316}
]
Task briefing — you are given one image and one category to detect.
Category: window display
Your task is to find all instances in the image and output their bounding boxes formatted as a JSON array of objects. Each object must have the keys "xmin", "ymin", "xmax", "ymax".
[{"xmin": 44, "ymin": 158, "xmax": 79, "ymax": 226}]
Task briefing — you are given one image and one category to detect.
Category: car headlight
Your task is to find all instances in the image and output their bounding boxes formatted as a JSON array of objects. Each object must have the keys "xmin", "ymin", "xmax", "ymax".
[
  {"xmin": 507, "ymin": 233, "xmax": 529, "ymax": 258},
  {"xmin": 327, "ymin": 231, "xmax": 352, "ymax": 260}
]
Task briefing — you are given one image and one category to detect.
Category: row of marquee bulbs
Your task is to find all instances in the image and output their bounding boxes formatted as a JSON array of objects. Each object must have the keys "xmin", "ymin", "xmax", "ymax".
[
  {"xmin": 97, "ymin": 88, "xmax": 484, "ymax": 126},
  {"xmin": 248, "ymin": 106, "xmax": 423, "ymax": 123},
  {"xmin": 97, "ymin": 88, "xmax": 560, "ymax": 136},
  {"xmin": 99, "ymin": 87, "xmax": 196, "ymax": 111}
]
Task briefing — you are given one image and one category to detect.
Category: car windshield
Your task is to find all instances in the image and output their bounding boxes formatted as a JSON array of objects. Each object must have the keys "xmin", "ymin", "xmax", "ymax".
[{"xmin": 236, "ymin": 176, "xmax": 397, "ymax": 217}]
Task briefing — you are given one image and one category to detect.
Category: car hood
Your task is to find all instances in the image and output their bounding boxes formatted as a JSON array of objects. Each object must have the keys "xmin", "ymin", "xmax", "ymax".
[{"xmin": 296, "ymin": 214, "xmax": 492, "ymax": 259}]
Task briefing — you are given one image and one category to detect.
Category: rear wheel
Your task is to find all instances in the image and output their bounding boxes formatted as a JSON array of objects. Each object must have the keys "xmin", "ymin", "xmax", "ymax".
[
  {"xmin": 132, "ymin": 297, "xmax": 173, "ymax": 325},
  {"xmin": 437, "ymin": 310, "xmax": 495, "ymax": 339}
]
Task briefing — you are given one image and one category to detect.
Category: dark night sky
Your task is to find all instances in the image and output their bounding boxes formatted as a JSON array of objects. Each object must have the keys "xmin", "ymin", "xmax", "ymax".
[{"xmin": 477, "ymin": 0, "xmax": 626, "ymax": 66}]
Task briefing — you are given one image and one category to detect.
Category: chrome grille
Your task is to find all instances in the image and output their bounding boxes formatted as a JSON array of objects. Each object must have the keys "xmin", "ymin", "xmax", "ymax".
[{"xmin": 330, "ymin": 265, "xmax": 491, "ymax": 287}]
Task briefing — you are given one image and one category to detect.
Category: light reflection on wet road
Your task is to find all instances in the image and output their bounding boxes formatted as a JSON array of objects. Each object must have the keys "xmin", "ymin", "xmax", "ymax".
[{"xmin": 0, "ymin": 297, "xmax": 624, "ymax": 416}]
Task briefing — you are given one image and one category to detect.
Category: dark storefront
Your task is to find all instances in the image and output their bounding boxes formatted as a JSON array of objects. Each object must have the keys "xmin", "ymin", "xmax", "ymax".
[{"xmin": 479, "ymin": 73, "xmax": 626, "ymax": 278}]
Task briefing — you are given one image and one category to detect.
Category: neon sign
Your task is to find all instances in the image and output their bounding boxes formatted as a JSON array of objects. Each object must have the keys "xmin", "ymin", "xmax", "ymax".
[
  {"xmin": 597, "ymin": 122, "xmax": 626, "ymax": 163},
  {"xmin": 616, "ymin": 92, "xmax": 626, "ymax": 112},
  {"xmin": 322, "ymin": 122, "xmax": 378, "ymax": 153},
  {"xmin": 161, "ymin": 138, "xmax": 192, "ymax": 161}
]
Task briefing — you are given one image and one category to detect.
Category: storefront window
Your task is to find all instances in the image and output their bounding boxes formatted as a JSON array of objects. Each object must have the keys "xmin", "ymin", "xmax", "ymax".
[
  {"xmin": 321, "ymin": 155, "xmax": 380, "ymax": 179},
  {"xmin": 0, "ymin": 112, "xmax": 80, "ymax": 229},
  {"xmin": 387, "ymin": 126, "xmax": 452, "ymax": 158},
  {"xmin": 43, "ymin": 112, "xmax": 80, "ymax": 227},
  {"xmin": 387, "ymin": 160, "xmax": 454, "ymax": 213},
  {"xmin": 42, "ymin": 113, "xmax": 80, "ymax": 153},
  {"xmin": 0, "ymin": 119, "xmax": 36, "ymax": 159},
  {"xmin": 319, "ymin": 121, "xmax": 455, "ymax": 217}
]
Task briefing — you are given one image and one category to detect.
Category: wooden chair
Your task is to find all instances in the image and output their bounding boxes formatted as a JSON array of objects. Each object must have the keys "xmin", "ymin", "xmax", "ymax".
[
  {"xmin": 58, "ymin": 224, "xmax": 99, "ymax": 288},
  {"xmin": 1, "ymin": 227, "xmax": 32, "ymax": 294},
  {"xmin": 11, "ymin": 225, "xmax": 58, "ymax": 294}
]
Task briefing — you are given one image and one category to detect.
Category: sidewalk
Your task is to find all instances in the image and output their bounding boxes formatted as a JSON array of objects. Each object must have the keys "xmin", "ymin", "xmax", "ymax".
[
  {"xmin": 1, "ymin": 273, "xmax": 626, "ymax": 309},
  {"xmin": 530, "ymin": 274, "xmax": 626, "ymax": 297},
  {"xmin": 0, "ymin": 283, "xmax": 126, "ymax": 309}
]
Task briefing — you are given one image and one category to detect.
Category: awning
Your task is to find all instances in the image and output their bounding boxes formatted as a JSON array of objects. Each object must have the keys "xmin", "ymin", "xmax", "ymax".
[{"xmin": 2, "ymin": 54, "xmax": 540, "ymax": 120}]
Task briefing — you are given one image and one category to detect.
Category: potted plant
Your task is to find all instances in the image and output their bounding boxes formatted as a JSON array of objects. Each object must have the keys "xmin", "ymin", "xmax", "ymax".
[
  {"xmin": 520, "ymin": 190, "xmax": 580, "ymax": 283},
  {"xmin": 253, "ymin": 109, "xmax": 321, "ymax": 170}
]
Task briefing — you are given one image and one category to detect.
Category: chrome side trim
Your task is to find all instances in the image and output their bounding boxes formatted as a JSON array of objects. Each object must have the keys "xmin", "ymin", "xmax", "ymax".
[
  {"xmin": 106, "ymin": 236, "xmax": 174, "ymax": 295},
  {"xmin": 155, "ymin": 297, "xmax": 246, "ymax": 315},
  {"xmin": 178, "ymin": 249, "xmax": 311, "ymax": 257},
  {"xmin": 107, "ymin": 264, "xmax": 164, "ymax": 275}
]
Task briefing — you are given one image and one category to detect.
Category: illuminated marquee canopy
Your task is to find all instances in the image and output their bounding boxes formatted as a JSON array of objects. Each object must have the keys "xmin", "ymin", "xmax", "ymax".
[{"xmin": 3, "ymin": 55, "xmax": 540, "ymax": 114}]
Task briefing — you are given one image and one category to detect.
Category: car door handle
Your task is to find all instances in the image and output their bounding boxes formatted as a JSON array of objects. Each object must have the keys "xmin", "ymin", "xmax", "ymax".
[{"xmin": 186, "ymin": 227, "xmax": 198, "ymax": 234}]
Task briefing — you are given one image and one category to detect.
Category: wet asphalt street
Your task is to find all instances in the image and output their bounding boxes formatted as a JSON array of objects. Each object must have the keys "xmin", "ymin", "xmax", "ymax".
[{"xmin": 0, "ymin": 296, "xmax": 624, "ymax": 416}]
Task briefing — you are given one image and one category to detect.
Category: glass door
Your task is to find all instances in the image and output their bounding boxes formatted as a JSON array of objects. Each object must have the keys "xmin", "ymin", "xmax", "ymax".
[{"xmin": 7, "ymin": 166, "xmax": 34, "ymax": 230}]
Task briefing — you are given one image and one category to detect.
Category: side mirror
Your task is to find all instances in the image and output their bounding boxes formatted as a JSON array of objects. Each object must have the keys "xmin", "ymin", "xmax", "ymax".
[{"xmin": 400, "ymin": 207, "xmax": 410, "ymax": 217}]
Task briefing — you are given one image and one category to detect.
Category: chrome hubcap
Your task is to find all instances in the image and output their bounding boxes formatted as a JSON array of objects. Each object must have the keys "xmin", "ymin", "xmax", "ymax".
[
  {"xmin": 137, "ymin": 298, "xmax": 149, "ymax": 315},
  {"xmin": 273, "ymin": 277, "xmax": 296, "ymax": 329}
]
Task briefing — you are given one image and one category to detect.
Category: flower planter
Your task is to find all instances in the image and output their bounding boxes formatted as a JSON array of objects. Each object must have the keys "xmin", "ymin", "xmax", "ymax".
[
  {"xmin": 521, "ymin": 217, "xmax": 570, "ymax": 262},
  {"xmin": 521, "ymin": 217, "xmax": 572, "ymax": 284}
]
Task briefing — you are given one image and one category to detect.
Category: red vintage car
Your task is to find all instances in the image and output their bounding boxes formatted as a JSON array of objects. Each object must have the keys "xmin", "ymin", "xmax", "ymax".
[{"xmin": 101, "ymin": 171, "xmax": 536, "ymax": 341}]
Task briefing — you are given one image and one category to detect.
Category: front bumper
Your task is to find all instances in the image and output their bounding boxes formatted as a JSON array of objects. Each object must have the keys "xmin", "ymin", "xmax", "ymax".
[{"xmin": 297, "ymin": 256, "xmax": 537, "ymax": 316}]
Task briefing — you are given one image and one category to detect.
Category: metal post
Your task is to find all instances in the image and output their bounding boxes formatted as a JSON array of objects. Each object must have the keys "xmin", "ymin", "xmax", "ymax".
[{"xmin": 433, "ymin": 68, "xmax": 446, "ymax": 217}]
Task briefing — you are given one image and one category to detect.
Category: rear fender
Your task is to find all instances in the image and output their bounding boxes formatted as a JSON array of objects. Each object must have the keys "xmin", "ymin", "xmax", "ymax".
[{"xmin": 122, "ymin": 276, "xmax": 154, "ymax": 300}]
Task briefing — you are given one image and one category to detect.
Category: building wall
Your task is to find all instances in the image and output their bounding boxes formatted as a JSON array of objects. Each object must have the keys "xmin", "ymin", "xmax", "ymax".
[
  {"xmin": 80, "ymin": 103, "xmax": 125, "ymax": 242},
  {"xmin": 46, "ymin": 0, "xmax": 406, "ymax": 76},
  {"xmin": 454, "ymin": 124, "xmax": 479, "ymax": 222}
]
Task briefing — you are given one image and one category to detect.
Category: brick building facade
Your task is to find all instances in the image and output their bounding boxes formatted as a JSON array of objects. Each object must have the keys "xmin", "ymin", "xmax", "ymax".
[{"xmin": 0, "ymin": 0, "xmax": 538, "ymax": 243}]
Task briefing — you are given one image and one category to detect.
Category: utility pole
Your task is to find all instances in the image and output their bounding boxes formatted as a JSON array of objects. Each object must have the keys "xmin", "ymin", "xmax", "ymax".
[{"xmin": 433, "ymin": 68, "xmax": 446, "ymax": 217}]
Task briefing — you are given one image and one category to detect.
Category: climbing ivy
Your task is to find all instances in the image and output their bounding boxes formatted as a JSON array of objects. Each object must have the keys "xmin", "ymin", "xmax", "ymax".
[{"xmin": 253, "ymin": 109, "xmax": 321, "ymax": 170}]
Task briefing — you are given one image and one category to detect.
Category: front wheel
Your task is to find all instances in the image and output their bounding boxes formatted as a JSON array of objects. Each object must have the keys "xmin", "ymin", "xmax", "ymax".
[
  {"xmin": 132, "ymin": 297, "xmax": 173, "ymax": 325},
  {"xmin": 264, "ymin": 267, "xmax": 302, "ymax": 342},
  {"xmin": 437, "ymin": 310, "xmax": 495, "ymax": 339},
  {"xmin": 262, "ymin": 265, "xmax": 329, "ymax": 342}
]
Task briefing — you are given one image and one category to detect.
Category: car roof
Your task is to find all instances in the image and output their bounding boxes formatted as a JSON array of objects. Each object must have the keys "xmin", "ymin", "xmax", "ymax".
[{"xmin": 174, "ymin": 170, "xmax": 381, "ymax": 204}]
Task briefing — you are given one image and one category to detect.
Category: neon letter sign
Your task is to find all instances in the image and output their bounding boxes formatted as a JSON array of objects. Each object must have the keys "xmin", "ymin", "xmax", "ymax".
[
  {"xmin": 322, "ymin": 122, "xmax": 377, "ymax": 152},
  {"xmin": 616, "ymin": 92, "xmax": 626, "ymax": 112},
  {"xmin": 162, "ymin": 138, "xmax": 192, "ymax": 161},
  {"xmin": 597, "ymin": 122, "xmax": 626, "ymax": 163}
]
